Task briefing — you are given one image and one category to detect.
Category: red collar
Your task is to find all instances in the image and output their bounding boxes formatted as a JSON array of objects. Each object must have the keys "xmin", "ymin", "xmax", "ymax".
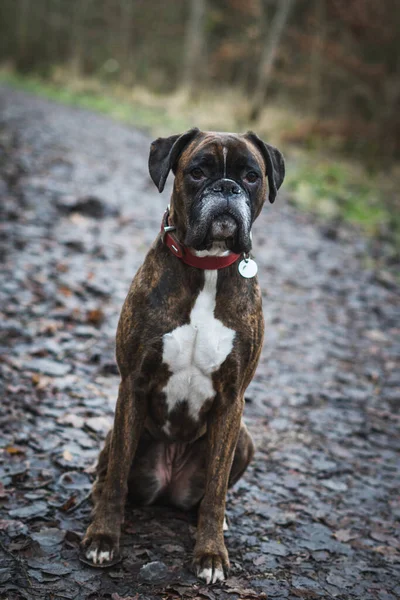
[{"xmin": 160, "ymin": 208, "xmax": 241, "ymax": 270}]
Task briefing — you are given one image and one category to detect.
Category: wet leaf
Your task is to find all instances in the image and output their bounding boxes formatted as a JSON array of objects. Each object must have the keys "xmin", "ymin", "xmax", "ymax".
[
  {"xmin": 138, "ymin": 561, "xmax": 168, "ymax": 582},
  {"xmin": 63, "ymin": 450, "xmax": 73, "ymax": 462},
  {"xmin": 87, "ymin": 308, "xmax": 105, "ymax": 324},
  {"xmin": 31, "ymin": 527, "xmax": 65, "ymax": 548},
  {"xmin": 58, "ymin": 471, "xmax": 92, "ymax": 490},
  {"xmin": 334, "ymin": 529, "xmax": 357, "ymax": 542},
  {"xmin": 85, "ymin": 416, "xmax": 112, "ymax": 434},
  {"xmin": 60, "ymin": 495, "xmax": 76, "ymax": 511},
  {"xmin": 9, "ymin": 501, "xmax": 48, "ymax": 519},
  {"xmin": 5, "ymin": 446, "xmax": 25, "ymax": 455},
  {"xmin": 25, "ymin": 358, "xmax": 72, "ymax": 377},
  {"xmin": 57, "ymin": 413, "xmax": 85, "ymax": 428}
]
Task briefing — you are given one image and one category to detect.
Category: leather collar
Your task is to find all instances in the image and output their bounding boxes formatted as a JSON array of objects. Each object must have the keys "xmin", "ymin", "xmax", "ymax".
[{"xmin": 160, "ymin": 207, "xmax": 241, "ymax": 270}]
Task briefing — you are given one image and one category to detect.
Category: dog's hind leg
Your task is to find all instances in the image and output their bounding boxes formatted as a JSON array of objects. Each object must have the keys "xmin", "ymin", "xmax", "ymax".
[
  {"xmin": 82, "ymin": 375, "xmax": 146, "ymax": 565},
  {"xmin": 228, "ymin": 421, "xmax": 254, "ymax": 488},
  {"xmin": 90, "ymin": 430, "xmax": 112, "ymax": 505},
  {"xmin": 166, "ymin": 421, "xmax": 253, "ymax": 514}
]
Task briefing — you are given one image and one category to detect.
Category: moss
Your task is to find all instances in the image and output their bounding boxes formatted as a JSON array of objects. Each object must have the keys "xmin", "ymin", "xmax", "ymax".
[{"xmin": 286, "ymin": 158, "xmax": 398, "ymax": 246}]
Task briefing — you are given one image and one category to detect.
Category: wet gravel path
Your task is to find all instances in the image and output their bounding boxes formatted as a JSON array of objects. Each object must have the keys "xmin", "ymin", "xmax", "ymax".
[{"xmin": 0, "ymin": 86, "xmax": 399, "ymax": 600}]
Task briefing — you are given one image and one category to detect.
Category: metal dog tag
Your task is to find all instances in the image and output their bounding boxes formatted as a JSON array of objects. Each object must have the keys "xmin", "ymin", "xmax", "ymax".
[{"xmin": 238, "ymin": 257, "xmax": 258, "ymax": 278}]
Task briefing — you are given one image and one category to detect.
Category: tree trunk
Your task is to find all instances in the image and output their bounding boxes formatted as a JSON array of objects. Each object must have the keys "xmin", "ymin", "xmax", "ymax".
[
  {"xmin": 119, "ymin": 0, "xmax": 135, "ymax": 85},
  {"xmin": 309, "ymin": 0, "xmax": 326, "ymax": 116},
  {"xmin": 181, "ymin": 0, "xmax": 206, "ymax": 97},
  {"xmin": 69, "ymin": 0, "xmax": 91, "ymax": 78},
  {"xmin": 16, "ymin": 0, "xmax": 31, "ymax": 69},
  {"xmin": 250, "ymin": 0, "xmax": 295, "ymax": 121}
]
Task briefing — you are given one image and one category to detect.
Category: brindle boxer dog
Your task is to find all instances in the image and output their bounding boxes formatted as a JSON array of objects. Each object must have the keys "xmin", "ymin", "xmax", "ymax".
[{"xmin": 82, "ymin": 128, "xmax": 285, "ymax": 584}]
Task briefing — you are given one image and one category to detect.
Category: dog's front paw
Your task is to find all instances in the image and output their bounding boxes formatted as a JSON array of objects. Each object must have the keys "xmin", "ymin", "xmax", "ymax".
[
  {"xmin": 81, "ymin": 528, "xmax": 120, "ymax": 567},
  {"xmin": 192, "ymin": 543, "xmax": 230, "ymax": 584}
]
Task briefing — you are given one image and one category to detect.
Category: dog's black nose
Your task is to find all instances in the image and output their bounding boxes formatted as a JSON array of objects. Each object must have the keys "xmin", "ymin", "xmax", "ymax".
[{"xmin": 212, "ymin": 179, "xmax": 241, "ymax": 195}]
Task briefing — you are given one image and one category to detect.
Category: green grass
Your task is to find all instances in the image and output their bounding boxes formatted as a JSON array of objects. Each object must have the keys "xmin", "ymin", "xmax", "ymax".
[
  {"xmin": 286, "ymin": 159, "xmax": 399, "ymax": 248},
  {"xmin": 1, "ymin": 69, "xmax": 398, "ymax": 253},
  {"xmin": 0, "ymin": 70, "xmax": 190, "ymax": 134}
]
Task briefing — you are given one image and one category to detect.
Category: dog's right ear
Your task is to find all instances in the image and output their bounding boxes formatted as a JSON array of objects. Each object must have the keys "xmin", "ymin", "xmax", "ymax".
[{"xmin": 149, "ymin": 128, "xmax": 200, "ymax": 192}]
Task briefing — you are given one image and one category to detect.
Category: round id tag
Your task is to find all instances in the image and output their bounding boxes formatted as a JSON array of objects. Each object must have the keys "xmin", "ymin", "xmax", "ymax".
[{"xmin": 238, "ymin": 257, "xmax": 258, "ymax": 278}]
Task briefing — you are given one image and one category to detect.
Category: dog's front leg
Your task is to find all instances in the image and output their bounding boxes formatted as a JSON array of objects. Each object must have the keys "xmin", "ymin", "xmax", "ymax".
[
  {"xmin": 193, "ymin": 396, "xmax": 243, "ymax": 584},
  {"xmin": 83, "ymin": 374, "xmax": 146, "ymax": 564}
]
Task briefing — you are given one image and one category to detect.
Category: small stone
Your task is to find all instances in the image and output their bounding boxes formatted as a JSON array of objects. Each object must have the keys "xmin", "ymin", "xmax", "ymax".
[{"xmin": 138, "ymin": 561, "xmax": 168, "ymax": 583}]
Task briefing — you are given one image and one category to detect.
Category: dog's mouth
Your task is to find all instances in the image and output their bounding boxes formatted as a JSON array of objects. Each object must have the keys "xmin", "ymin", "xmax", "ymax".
[
  {"xmin": 209, "ymin": 214, "xmax": 238, "ymax": 242},
  {"xmin": 185, "ymin": 189, "xmax": 252, "ymax": 254}
]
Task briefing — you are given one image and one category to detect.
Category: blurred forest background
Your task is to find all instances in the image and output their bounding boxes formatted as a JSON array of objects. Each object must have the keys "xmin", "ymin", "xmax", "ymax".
[{"xmin": 0, "ymin": 0, "xmax": 399, "ymax": 256}]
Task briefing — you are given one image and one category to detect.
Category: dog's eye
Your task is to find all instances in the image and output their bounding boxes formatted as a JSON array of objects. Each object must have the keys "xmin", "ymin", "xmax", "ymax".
[
  {"xmin": 190, "ymin": 168, "xmax": 205, "ymax": 180},
  {"xmin": 244, "ymin": 171, "xmax": 259, "ymax": 183}
]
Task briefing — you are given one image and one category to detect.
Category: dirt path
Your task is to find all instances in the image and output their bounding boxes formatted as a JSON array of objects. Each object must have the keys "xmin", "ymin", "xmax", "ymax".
[{"xmin": 0, "ymin": 86, "xmax": 399, "ymax": 600}]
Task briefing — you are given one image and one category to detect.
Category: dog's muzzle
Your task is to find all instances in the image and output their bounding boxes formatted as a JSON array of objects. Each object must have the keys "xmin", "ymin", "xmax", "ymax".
[{"xmin": 185, "ymin": 179, "xmax": 252, "ymax": 253}]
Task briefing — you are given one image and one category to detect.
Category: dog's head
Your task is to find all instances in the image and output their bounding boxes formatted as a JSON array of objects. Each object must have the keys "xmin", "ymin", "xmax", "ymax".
[{"xmin": 149, "ymin": 129, "xmax": 285, "ymax": 254}]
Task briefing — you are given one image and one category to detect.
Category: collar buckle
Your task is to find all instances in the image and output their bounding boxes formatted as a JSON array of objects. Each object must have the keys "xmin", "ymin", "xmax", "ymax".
[
  {"xmin": 161, "ymin": 224, "xmax": 176, "ymax": 244},
  {"xmin": 161, "ymin": 206, "xmax": 176, "ymax": 243},
  {"xmin": 161, "ymin": 206, "xmax": 184, "ymax": 257}
]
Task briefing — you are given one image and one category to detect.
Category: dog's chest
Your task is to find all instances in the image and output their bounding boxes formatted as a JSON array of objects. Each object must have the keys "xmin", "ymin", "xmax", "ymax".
[{"xmin": 161, "ymin": 270, "xmax": 235, "ymax": 433}]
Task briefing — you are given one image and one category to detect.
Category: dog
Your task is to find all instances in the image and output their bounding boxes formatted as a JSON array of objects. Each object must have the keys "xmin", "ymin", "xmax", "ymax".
[{"xmin": 82, "ymin": 128, "xmax": 285, "ymax": 584}]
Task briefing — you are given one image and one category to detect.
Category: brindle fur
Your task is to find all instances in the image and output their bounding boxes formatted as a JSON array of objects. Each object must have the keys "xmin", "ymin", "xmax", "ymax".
[{"xmin": 82, "ymin": 130, "xmax": 284, "ymax": 581}]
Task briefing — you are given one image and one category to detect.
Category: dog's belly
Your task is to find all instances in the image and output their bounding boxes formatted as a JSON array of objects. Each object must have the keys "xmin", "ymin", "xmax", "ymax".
[
  {"xmin": 143, "ymin": 441, "xmax": 205, "ymax": 509},
  {"xmin": 160, "ymin": 270, "xmax": 235, "ymax": 438}
]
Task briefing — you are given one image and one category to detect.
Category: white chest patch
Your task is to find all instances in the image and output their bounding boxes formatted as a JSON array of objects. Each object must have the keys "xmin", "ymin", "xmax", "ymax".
[{"xmin": 161, "ymin": 270, "xmax": 235, "ymax": 430}]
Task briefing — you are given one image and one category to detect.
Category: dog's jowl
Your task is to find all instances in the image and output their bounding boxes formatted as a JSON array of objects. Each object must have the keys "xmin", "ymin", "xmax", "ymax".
[{"xmin": 82, "ymin": 129, "xmax": 285, "ymax": 584}]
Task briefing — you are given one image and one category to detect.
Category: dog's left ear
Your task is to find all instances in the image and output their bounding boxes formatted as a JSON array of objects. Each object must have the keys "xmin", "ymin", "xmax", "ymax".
[
  {"xmin": 149, "ymin": 128, "xmax": 200, "ymax": 193},
  {"xmin": 244, "ymin": 132, "xmax": 285, "ymax": 204}
]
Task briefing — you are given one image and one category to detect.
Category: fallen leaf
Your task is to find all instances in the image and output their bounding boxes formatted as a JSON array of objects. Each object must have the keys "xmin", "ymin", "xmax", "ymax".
[
  {"xmin": 32, "ymin": 374, "xmax": 52, "ymax": 390},
  {"xmin": 0, "ymin": 483, "xmax": 7, "ymax": 499},
  {"xmin": 40, "ymin": 562, "xmax": 73, "ymax": 576},
  {"xmin": 58, "ymin": 285, "xmax": 73, "ymax": 297},
  {"xmin": 31, "ymin": 527, "xmax": 65, "ymax": 548},
  {"xmin": 87, "ymin": 308, "xmax": 104, "ymax": 324},
  {"xmin": 5, "ymin": 446, "xmax": 25, "ymax": 455},
  {"xmin": 291, "ymin": 590, "xmax": 320, "ymax": 598},
  {"xmin": 333, "ymin": 529, "xmax": 357, "ymax": 542},
  {"xmin": 373, "ymin": 545, "xmax": 400, "ymax": 561},
  {"xmin": 9, "ymin": 501, "xmax": 48, "ymax": 519},
  {"xmin": 226, "ymin": 578, "xmax": 267, "ymax": 599},
  {"xmin": 58, "ymin": 413, "xmax": 85, "ymax": 428},
  {"xmin": 253, "ymin": 555, "xmax": 267, "ymax": 566},
  {"xmin": 32, "ymin": 373, "xmax": 41, "ymax": 385},
  {"xmin": 63, "ymin": 450, "xmax": 73, "ymax": 462},
  {"xmin": 85, "ymin": 416, "xmax": 112, "ymax": 434},
  {"xmin": 56, "ymin": 262, "xmax": 69, "ymax": 273},
  {"xmin": 60, "ymin": 495, "xmax": 76, "ymax": 511}
]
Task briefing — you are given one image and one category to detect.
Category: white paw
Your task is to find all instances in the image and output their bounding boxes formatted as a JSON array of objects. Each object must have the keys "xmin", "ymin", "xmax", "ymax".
[
  {"xmin": 223, "ymin": 517, "xmax": 229, "ymax": 531},
  {"xmin": 212, "ymin": 567, "xmax": 225, "ymax": 583},
  {"xmin": 198, "ymin": 566, "xmax": 226, "ymax": 584},
  {"xmin": 86, "ymin": 547, "xmax": 114, "ymax": 565},
  {"xmin": 199, "ymin": 567, "xmax": 212, "ymax": 584}
]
